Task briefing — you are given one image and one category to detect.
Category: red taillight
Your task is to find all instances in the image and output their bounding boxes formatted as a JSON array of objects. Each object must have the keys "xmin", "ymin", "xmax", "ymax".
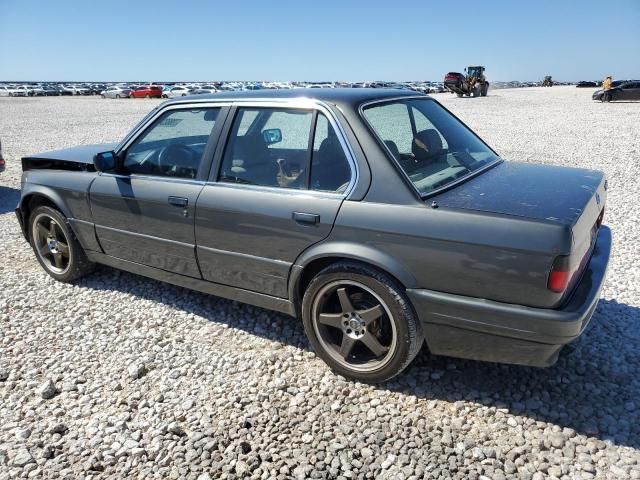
[{"xmin": 547, "ymin": 255, "xmax": 570, "ymax": 293}]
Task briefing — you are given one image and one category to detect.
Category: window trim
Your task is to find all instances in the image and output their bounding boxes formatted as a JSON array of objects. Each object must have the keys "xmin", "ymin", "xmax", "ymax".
[
  {"xmin": 208, "ymin": 100, "xmax": 358, "ymax": 198},
  {"xmin": 358, "ymin": 95, "xmax": 502, "ymax": 200}
]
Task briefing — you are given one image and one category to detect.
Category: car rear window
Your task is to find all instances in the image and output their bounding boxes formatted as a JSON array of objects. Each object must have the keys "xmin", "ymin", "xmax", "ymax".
[{"xmin": 362, "ymin": 98, "xmax": 500, "ymax": 196}]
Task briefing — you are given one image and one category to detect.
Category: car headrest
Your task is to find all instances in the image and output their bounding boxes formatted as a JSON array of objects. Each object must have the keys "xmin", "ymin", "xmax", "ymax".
[{"xmin": 412, "ymin": 129, "xmax": 443, "ymax": 161}]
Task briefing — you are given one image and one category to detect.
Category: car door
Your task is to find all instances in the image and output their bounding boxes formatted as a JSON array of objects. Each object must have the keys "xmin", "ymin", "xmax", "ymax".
[
  {"xmin": 624, "ymin": 82, "xmax": 640, "ymax": 100},
  {"xmin": 195, "ymin": 104, "xmax": 356, "ymax": 298},
  {"xmin": 89, "ymin": 105, "xmax": 227, "ymax": 277}
]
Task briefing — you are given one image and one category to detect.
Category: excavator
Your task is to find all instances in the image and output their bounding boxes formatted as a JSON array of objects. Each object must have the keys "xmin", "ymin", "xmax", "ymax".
[{"xmin": 444, "ymin": 66, "xmax": 489, "ymax": 97}]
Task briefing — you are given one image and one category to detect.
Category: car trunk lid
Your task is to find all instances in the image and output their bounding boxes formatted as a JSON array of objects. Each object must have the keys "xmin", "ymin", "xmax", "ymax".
[{"xmin": 432, "ymin": 161, "xmax": 605, "ymax": 227}]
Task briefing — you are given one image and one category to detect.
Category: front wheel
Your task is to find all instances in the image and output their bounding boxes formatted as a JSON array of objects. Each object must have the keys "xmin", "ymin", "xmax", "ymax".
[
  {"xmin": 302, "ymin": 261, "xmax": 423, "ymax": 383},
  {"xmin": 29, "ymin": 206, "xmax": 94, "ymax": 282}
]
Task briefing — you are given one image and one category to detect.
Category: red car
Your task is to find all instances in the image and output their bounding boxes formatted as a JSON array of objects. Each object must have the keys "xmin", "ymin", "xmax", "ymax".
[{"xmin": 130, "ymin": 85, "xmax": 163, "ymax": 99}]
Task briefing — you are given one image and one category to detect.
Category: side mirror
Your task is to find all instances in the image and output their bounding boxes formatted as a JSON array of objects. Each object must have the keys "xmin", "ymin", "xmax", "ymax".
[
  {"xmin": 262, "ymin": 128, "xmax": 282, "ymax": 145},
  {"xmin": 93, "ymin": 151, "xmax": 118, "ymax": 172}
]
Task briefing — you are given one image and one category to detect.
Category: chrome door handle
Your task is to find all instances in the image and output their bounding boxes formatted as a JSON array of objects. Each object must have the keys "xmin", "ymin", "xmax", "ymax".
[{"xmin": 168, "ymin": 196, "xmax": 188, "ymax": 207}]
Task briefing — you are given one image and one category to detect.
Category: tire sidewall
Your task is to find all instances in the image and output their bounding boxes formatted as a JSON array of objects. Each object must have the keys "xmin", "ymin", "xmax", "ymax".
[
  {"xmin": 28, "ymin": 206, "xmax": 89, "ymax": 282},
  {"xmin": 302, "ymin": 264, "xmax": 422, "ymax": 383}
]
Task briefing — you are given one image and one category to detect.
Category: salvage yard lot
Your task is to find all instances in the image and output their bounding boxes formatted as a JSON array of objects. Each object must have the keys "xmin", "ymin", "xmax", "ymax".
[{"xmin": 0, "ymin": 87, "xmax": 639, "ymax": 479}]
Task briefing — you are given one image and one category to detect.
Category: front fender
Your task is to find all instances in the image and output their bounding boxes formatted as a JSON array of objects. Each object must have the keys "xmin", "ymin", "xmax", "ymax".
[{"xmin": 18, "ymin": 175, "xmax": 100, "ymax": 251}]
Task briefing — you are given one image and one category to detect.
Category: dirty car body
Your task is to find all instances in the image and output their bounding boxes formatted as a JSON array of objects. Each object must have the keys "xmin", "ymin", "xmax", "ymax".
[{"xmin": 16, "ymin": 89, "xmax": 611, "ymax": 381}]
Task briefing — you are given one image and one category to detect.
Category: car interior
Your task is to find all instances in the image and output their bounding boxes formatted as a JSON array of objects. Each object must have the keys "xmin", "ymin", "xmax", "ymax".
[
  {"xmin": 123, "ymin": 109, "xmax": 219, "ymax": 179},
  {"xmin": 220, "ymin": 109, "xmax": 351, "ymax": 193}
]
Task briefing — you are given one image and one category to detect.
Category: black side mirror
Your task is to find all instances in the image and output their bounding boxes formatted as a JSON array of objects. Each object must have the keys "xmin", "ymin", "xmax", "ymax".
[
  {"xmin": 262, "ymin": 128, "xmax": 282, "ymax": 145},
  {"xmin": 94, "ymin": 151, "xmax": 118, "ymax": 172}
]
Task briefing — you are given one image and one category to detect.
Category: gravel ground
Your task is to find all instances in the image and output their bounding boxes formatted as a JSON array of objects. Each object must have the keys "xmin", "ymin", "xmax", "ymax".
[{"xmin": 0, "ymin": 88, "xmax": 639, "ymax": 480}]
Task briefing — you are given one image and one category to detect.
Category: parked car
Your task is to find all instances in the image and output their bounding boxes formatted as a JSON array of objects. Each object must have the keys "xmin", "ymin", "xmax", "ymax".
[
  {"xmin": 592, "ymin": 81, "xmax": 640, "ymax": 102},
  {"xmin": 15, "ymin": 89, "xmax": 611, "ymax": 382},
  {"xmin": 42, "ymin": 85, "xmax": 62, "ymax": 96},
  {"xmin": 0, "ymin": 138, "xmax": 5, "ymax": 173},
  {"xmin": 59, "ymin": 85, "xmax": 76, "ymax": 96},
  {"xmin": 101, "ymin": 86, "xmax": 132, "ymax": 99},
  {"xmin": 26, "ymin": 85, "xmax": 45, "ymax": 96},
  {"xmin": 12, "ymin": 86, "xmax": 30, "ymax": 97},
  {"xmin": 576, "ymin": 81, "xmax": 599, "ymax": 88},
  {"xmin": 0, "ymin": 86, "xmax": 13, "ymax": 97},
  {"xmin": 162, "ymin": 86, "xmax": 192, "ymax": 98},
  {"xmin": 130, "ymin": 85, "xmax": 163, "ymax": 98},
  {"xmin": 190, "ymin": 89, "xmax": 218, "ymax": 95}
]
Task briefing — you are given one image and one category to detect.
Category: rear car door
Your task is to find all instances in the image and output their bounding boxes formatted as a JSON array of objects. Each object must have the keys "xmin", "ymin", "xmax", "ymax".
[
  {"xmin": 195, "ymin": 103, "xmax": 356, "ymax": 298},
  {"xmin": 89, "ymin": 105, "xmax": 227, "ymax": 277}
]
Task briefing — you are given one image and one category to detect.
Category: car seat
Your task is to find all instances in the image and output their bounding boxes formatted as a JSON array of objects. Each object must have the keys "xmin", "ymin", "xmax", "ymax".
[{"xmin": 312, "ymin": 129, "xmax": 350, "ymax": 192}]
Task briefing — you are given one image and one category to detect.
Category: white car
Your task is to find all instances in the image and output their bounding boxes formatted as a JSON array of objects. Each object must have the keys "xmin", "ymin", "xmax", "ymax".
[
  {"xmin": 162, "ymin": 86, "xmax": 192, "ymax": 98},
  {"xmin": 100, "ymin": 86, "xmax": 131, "ymax": 99},
  {"xmin": 0, "ymin": 86, "xmax": 13, "ymax": 97},
  {"xmin": 26, "ymin": 85, "xmax": 45, "ymax": 96}
]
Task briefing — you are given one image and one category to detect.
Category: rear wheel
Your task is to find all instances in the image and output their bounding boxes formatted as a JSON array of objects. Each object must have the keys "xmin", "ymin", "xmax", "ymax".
[
  {"xmin": 145, "ymin": 94, "xmax": 150, "ymax": 98},
  {"xmin": 29, "ymin": 206, "xmax": 94, "ymax": 282},
  {"xmin": 302, "ymin": 261, "xmax": 423, "ymax": 383},
  {"xmin": 115, "ymin": 94, "xmax": 120, "ymax": 99},
  {"xmin": 456, "ymin": 93, "xmax": 463, "ymax": 97}
]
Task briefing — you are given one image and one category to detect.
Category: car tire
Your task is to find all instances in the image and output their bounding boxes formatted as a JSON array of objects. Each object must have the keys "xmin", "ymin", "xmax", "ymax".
[
  {"xmin": 115, "ymin": 94, "xmax": 120, "ymax": 99},
  {"xmin": 101, "ymin": 94, "xmax": 105, "ymax": 99},
  {"xmin": 29, "ymin": 206, "xmax": 95, "ymax": 283},
  {"xmin": 145, "ymin": 94, "xmax": 150, "ymax": 98},
  {"xmin": 301, "ymin": 261, "xmax": 423, "ymax": 383}
]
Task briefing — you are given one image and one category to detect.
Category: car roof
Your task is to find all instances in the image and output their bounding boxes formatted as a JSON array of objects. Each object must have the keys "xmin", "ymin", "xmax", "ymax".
[{"xmin": 165, "ymin": 88, "xmax": 425, "ymax": 109}]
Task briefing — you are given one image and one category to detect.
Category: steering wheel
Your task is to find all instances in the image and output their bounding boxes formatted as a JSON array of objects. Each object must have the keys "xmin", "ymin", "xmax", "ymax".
[{"xmin": 157, "ymin": 144, "xmax": 197, "ymax": 177}]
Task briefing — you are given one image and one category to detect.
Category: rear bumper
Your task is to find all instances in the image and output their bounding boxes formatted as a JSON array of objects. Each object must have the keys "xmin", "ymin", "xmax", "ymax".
[{"xmin": 407, "ymin": 226, "xmax": 612, "ymax": 367}]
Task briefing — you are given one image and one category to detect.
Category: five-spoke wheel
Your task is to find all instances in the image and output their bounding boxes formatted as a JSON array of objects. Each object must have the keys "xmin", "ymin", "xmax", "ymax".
[
  {"xmin": 32, "ymin": 212, "xmax": 71, "ymax": 274},
  {"xmin": 28, "ymin": 205, "xmax": 94, "ymax": 282},
  {"xmin": 312, "ymin": 281, "xmax": 397, "ymax": 372},
  {"xmin": 303, "ymin": 261, "xmax": 423, "ymax": 383}
]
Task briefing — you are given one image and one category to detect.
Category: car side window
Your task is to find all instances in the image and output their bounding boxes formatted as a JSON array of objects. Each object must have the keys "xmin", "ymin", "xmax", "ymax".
[
  {"xmin": 219, "ymin": 108, "xmax": 313, "ymax": 189},
  {"xmin": 310, "ymin": 113, "xmax": 352, "ymax": 193},
  {"xmin": 124, "ymin": 108, "xmax": 219, "ymax": 179}
]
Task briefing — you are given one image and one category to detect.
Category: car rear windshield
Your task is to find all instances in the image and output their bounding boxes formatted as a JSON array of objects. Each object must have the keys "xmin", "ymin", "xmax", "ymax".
[{"xmin": 362, "ymin": 98, "xmax": 500, "ymax": 196}]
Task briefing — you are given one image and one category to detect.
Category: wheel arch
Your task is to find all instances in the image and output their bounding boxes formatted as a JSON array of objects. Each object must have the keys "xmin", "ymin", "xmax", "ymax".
[
  {"xmin": 18, "ymin": 187, "xmax": 73, "ymax": 239},
  {"xmin": 289, "ymin": 241, "xmax": 418, "ymax": 315}
]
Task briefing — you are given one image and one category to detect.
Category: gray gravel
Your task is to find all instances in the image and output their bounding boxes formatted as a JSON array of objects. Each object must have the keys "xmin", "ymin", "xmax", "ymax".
[{"xmin": 1, "ymin": 89, "xmax": 639, "ymax": 479}]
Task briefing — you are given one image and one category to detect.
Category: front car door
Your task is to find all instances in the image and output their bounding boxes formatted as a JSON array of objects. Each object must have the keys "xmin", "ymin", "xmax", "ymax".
[
  {"xmin": 89, "ymin": 104, "xmax": 227, "ymax": 277},
  {"xmin": 195, "ymin": 101, "xmax": 356, "ymax": 298}
]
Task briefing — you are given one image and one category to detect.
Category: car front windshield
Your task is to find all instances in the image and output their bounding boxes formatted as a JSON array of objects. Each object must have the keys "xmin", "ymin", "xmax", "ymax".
[{"xmin": 362, "ymin": 98, "xmax": 500, "ymax": 196}]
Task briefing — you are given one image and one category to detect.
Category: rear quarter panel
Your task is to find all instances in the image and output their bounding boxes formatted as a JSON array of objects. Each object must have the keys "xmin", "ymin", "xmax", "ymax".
[{"xmin": 323, "ymin": 201, "xmax": 571, "ymax": 308}]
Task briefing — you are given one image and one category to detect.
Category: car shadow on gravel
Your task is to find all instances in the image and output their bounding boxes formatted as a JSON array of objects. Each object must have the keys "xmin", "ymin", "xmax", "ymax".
[
  {"xmin": 79, "ymin": 269, "xmax": 639, "ymax": 449},
  {"xmin": 0, "ymin": 185, "xmax": 19, "ymax": 214},
  {"xmin": 393, "ymin": 299, "xmax": 640, "ymax": 449}
]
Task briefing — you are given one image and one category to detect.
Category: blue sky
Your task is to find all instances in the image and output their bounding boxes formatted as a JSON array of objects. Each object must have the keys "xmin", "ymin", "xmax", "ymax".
[{"xmin": 0, "ymin": 0, "xmax": 638, "ymax": 82}]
